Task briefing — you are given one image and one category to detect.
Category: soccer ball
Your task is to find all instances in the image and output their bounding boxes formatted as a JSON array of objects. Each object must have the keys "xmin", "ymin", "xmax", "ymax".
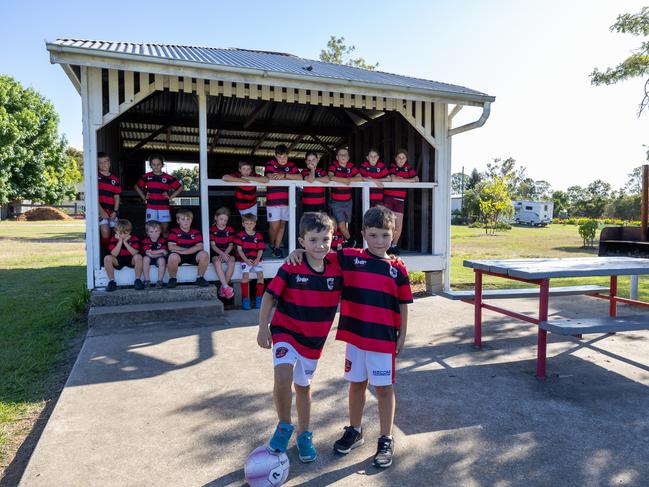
[{"xmin": 244, "ymin": 446, "xmax": 290, "ymax": 487}]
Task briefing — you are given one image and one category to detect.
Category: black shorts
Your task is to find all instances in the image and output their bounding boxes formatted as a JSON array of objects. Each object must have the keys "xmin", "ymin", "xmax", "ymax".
[
  {"xmin": 302, "ymin": 203, "xmax": 327, "ymax": 214},
  {"xmin": 113, "ymin": 255, "xmax": 134, "ymax": 270},
  {"xmin": 145, "ymin": 255, "xmax": 167, "ymax": 266},
  {"xmin": 172, "ymin": 252, "xmax": 199, "ymax": 265}
]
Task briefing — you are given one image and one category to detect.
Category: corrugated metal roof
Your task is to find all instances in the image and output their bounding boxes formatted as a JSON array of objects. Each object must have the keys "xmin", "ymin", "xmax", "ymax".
[{"xmin": 50, "ymin": 38, "xmax": 494, "ymax": 102}]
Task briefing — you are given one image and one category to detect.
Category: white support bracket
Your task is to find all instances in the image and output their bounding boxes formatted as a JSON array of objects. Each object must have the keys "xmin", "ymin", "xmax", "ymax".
[{"xmin": 448, "ymin": 102, "xmax": 491, "ymax": 137}]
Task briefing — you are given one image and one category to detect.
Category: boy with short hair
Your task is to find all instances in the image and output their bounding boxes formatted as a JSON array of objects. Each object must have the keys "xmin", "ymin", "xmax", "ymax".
[
  {"xmin": 265, "ymin": 144, "xmax": 302, "ymax": 258},
  {"xmin": 288, "ymin": 205, "xmax": 412, "ymax": 468},
  {"xmin": 328, "ymin": 148, "xmax": 361, "ymax": 247},
  {"xmin": 235, "ymin": 213, "xmax": 265, "ymax": 310},
  {"xmin": 141, "ymin": 220, "xmax": 168, "ymax": 289},
  {"xmin": 209, "ymin": 207, "xmax": 236, "ymax": 299},
  {"xmin": 300, "ymin": 151, "xmax": 329, "ymax": 213},
  {"xmin": 222, "ymin": 160, "xmax": 269, "ymax": 218},
  {"xmin": 167, "ymin": 208, "xmax": 210, "ymax": 288},
  {"xmin": 97, "ymin": 152, "xmax": 121, "ymax": 251},
  {"xmin": 359, "ymin": 149, "xmax": 390, "ymax": 207},
  {"xmin": 104, "ymin": 219, "xmax": 143, "ymax": 292},
  {"xmin": 257, "ymin": 212, "xmax": 342, "ymax": 462},
  {"xmin": 134, "ymin": 153, "xmax": 184, "ymax": 237}
]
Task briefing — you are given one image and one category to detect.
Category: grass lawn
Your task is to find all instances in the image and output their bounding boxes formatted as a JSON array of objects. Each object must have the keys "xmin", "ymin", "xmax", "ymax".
[{"xmin": 0, "ymin": 221, "xmax": 86, "ymax": 476}]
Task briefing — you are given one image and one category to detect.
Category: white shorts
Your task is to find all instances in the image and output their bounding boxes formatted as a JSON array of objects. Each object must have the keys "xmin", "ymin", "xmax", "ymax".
[
  {"xmin": 240, "ymin": 262, "xmax": 263, "ymax": 274},
  {"xmin": 146, "ymin": 209, "xmax": 171, "ymax": 223},
  {"xmin": 98, "ymin": 216, "xmax": 118, "ymax": 227},
  {"xmin": 344, "ymin": 343, "xmax": 395, "ymax": 386},
  {"xmin": 273, "ymin": 342, "xmax": 319, "ymax": 387},
  {"xmin": 239, "ymin": 204, "xmax": 258, "ymax": 217},
  {"xmin": 267, "ymin": 205, "xmax": 289, "ymax": 222}
]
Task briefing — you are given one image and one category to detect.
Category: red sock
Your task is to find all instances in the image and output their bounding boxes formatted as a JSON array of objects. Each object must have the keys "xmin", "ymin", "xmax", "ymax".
[
  {"xmin": 241, "ymin": 282, "xmax": 249, "ymax": 299},
  {"xmin": 256, "ymin": 282, "xmax": 264, "ymax": 296}
]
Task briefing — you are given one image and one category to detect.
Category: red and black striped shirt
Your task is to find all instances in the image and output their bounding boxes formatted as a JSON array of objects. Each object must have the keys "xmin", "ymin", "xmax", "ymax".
[
  {"xmin": 235, "ymin": 231, "xmax": 265, "ymax": 261},
  {"xmin": 168, "ymin": 227, "xmax": 203, "ymax": 250},
  {"xmin": 384, "ymin": 162, "xmax": 417, "ymax": 200},
  {"xmin": 141, "ymin": 236, "xmax": 167, "ymax": 254},
  {"xmin": 267, "ymin": 257, "xmax": 343, "ymax": 359},
  {"xmin": 209, "ymin": 225, "xmax": 235, "ymax": 252},
  {"xmin": 328, "ymin": 162, "xmax": 359, "ymax": 202},
  {"xmin": 359, "ymin": 161, "xmax": 389, "ymax": 204},
  {"xmin": 136, "ymin": 172, "xmax": 182, "ymax": 211},
  {"xmin": 334, "ymin": 248, "xmax": 413, "ymax": 354},
  {"xmin": 109, "ymin": 235, "xmax": 140, "ymax": 257},
  {"xmin": 300, "ymin": 167, "xmax": 328, "ymax": 207},
  {"xmin": 265, "ymin": 159, "xmax": 300, "ymax": 206},
  {"xmin": 228, "ymin": 172, "xmax": 257, "ymax": 211},
  {"xmin": 98, "ymin": 172, "xmax": 121, "ymax": 213}
]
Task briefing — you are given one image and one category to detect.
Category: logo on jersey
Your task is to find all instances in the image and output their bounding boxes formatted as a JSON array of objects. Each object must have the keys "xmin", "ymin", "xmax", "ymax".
[
  {"xmin": 275, "ymin": 347, "xmax": 289, "ymax": 358},
  {"xmin": 326, "ymin": 278, "xmax": 335, "ymax": 290},
  {"xmin": 162, "ymin": 177, "xmax": 168, "ymax": 183},
  {"xmin": 111, "ymin": 179, "xmax": 116, "ymax": 186},
  {"xmin": 353, "ymin": 258, "xmax": 366, "ymax": 266},
  {"xmin": 389, "ymin": 266, "xmax": 398, "ymax": 278},
  {"xmin": 345, "ymin": 359, "xmax": 352, "ymax": 373},
  {"xmin": 295, "ymin": 275, "xmax": 309, "ymax": 284},
  {"xmin": 190, "ymin": 234, "xmax": 196, "ymax": 239}
]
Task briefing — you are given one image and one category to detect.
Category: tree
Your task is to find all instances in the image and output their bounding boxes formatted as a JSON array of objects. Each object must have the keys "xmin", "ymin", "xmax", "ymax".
[
  {"xmin": 0, "ymin": 75, "xmax": 81, "ymax": 204},
  {"xmin": 478, "ymin": 177, "xmax": 514, "ymax": 235},
  {"xmin": 552, "ymin": 190, "xmax": 570, "ymax": 217},
  {"xmin": 624, "ymin": 165, "xmax": 645, "ymax": 194},
  {"xmin": 172, "ymin": 166, "xmax": 199, "ymax": 192},
  {"xmin": 484, "ymin": 157, "xmax": 527, "ymax": 197},
  {"xmin": 466, "ymin": 168, "xmax": 482, "ymax": 190},
  {"xmin": 605, "ymin": 190, "xmax": 641, "ymax": 220},
  {"xmin": 66, "ymin": 146, "xmax": 84, "ymax": 177},
  {"xmin": 590, "ymin": 7, "xmax": 649, "ymax": 115},
  {"xmin": 516, "ymin": 178, "xmax": 552, "ymax": 200},
  {"xmin": 320, "ymin": 36, "xmax": 378, "ymax": 70},
  {"xmin": 451, "ymin": 172, "xmax": 470, "ymax": 195}
]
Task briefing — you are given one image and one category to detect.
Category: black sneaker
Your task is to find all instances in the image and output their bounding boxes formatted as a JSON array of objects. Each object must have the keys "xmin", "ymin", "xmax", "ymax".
[
  {"xmin": 196, "ymin": 276, "xmax": 208, "ymax": 287},
  {"xmin": 333, "ymin": 426, "xmax": 364, "ymax": 454},
  {"xmin": 373, "ymin": 436, "xmax": 394, "ymax": 468},
  {"xmin": 134, "ymin": 279, "xmax": 144, "ymax": 290},
  {"xmin": 271, "ymin": 247, "xmax": 283, "ymax": 259},
  {"xmin": 106, "ymin": 280, "xmax": 117, "ymax": 292},
  {"xmin": 155, "ymin": 280, "xmax": 164, "ymax": 289},
  {"xmin": 167, "ymin": 278, "xmax": 177, "ymax": 289}
]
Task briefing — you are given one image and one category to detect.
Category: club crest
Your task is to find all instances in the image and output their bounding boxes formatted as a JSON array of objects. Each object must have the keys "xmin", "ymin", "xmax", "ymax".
[
  {"xmin": 326, "ymin": 278, "xmax": 335, "ymax": 290},
  {"xmin": 389, "ymin": 266, "xmax": 398, "ymax": 278}
]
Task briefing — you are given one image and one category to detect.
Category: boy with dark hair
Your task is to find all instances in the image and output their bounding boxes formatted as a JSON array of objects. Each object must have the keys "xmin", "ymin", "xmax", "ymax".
[
  {"xmin": 328, "ymin": 148, "xmax": 361, "ymax": 247},
  {"xmin": 222, "ymin": 160, "xmax": 268, "ymax": 218},
  {"xmin": 167, "ymin": 208, "xmax": 210, "ymax": 288},
  {"xmin": 257, "ymin": 212, "xmax": 342, "ymax": 462},
  {"xmin": 142, "ymin": 220, "xmax": 168, "ymax": 288},
  {"xmin": 235, "ymin": 213, "xmax": 265, "ymax": 310},
  {"xmin": 265, "ymin": 144, "xmax": 302, "ymax": 258},
  {"xmin": 300, "ymin": 151, "xmax": 329, "ymax": 213},
  {"xmin": 97, "ymin": 152, "xmax": 121, "ymax": 251},
  {"xmin": 104, "ymin": 219, "xmax": 143, "ymax": 292},
  {"xmin": 287, "ymin": 205, "xmax": 413, "ymax": 468},
  {"xmin": 134, "ymin": 153, "xmax": 184, "ymax": 237}
]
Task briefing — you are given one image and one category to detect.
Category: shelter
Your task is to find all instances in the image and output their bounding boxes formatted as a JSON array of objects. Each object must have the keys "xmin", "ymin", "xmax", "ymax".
[{"xmin": 46, "ymin": 38, "xmax": 495, "ymax": 291}]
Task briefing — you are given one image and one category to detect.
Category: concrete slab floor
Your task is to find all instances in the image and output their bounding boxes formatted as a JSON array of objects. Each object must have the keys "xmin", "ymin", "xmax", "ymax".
[{"xmin": 18, "ymin": 295, "xmax": 649, "ymax": 487}]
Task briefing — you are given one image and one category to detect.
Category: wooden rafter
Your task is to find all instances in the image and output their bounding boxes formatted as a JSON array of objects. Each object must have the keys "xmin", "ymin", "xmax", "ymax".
[
  {"xmin": 210, "ymin": 129, "xmax": 220, "ymax": 153},
  {"xmin": 243, "ymin": 101, "xmax": 271, "ymax": 129},
  {"xmin": 251, "ymin": 132, "xmax": 268, "ymax": 155},
  {"xmin": 122, "ymin": 124, "xmax": 171, "ymax": 159},
  {"xmin": 310, "ymin": 134, "xmax": 335, "ymax": 155},
  {"xmin": 348, "ymin": 108, "xmax": 372, "ymax": 123},
  {"xmin": 287, "ymin": 134, "xmax": 306, "ymax": 152}
]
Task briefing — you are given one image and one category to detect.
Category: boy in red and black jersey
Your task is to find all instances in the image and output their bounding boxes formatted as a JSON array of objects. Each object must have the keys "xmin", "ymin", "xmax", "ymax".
[
  {"xmin": 359, "ymin": 149, "xmax": 390, "ymax": 207},
  {"xmin": 265, "ymin": 144, "xmax": 302, "ymax": 258},
  {"xmin": 103, "ymin": 219, "xmax": 144, "ymax": 292},
  {"xmin": 384, "ymin": 149, "xmax": 419, "ymax": 255},
  {"xmin": 258, "ymin": 212, "xmax": 342, "ymax": 461},
  {"xmin": 328, "ymin": 148, "xmax": 361, "ymax": 246},
  {"xmin": 300, "ymin": 151, "xmax": 330, "ymax": 213},
  {"xmin": 134, "ymin": 153, "xmax": 184, "ymax": 237},
  {"xmin": 167, "ymin": 208, "xmax": 210, "ymax": 288},
  {"xmin": 235, "ymin": 213, "xmax": 266, "ymax": 310},
  {"xmin": 209, "ymin": 207, "xmax": 236, "ymax": 299},
  {"xmin": 287, "ymin": 205, "xmax": 412, "ymax": 468},
  {"xmin": 141, "ymin": 220, "xmax": 168, "ymax": 289},
  {"xmin": 222, "ymin": 160, "xmax": 268, "ymax": 218},
  {"xmin": 97, "ymin": 152, "xmax": 121, "ymax": 250}
]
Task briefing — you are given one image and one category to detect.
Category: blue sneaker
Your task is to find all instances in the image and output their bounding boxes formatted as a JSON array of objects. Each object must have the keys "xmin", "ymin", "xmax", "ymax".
[
  {"xmin": 242, "ymin": 297, "xmax": 251, "ymax": 310},
  {"xmin": 268, "ymin": 422, "xmax": 295, "ymax": 454},
  {"xmin": 297, "ymin": 431, "xmax": 317, "ymax": 463},
  {"xmin": 255, "ymin": 295, "xmax": 262, "ymax": 308}
]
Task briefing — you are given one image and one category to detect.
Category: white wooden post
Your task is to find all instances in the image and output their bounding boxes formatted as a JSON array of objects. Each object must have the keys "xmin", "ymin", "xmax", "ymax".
[
  {"xmin": 362, "ymin": 185, "xmax": 370, "ymax": 247},
  {"xmin": 81, "ymin": 66, "xmax": 103, "ymax": 290},
  {"xmin": 198, "ymin": 91, "xmax": 210, "ymax": 253},
  {"xmin": 432, "ymin": 102, "xmax": 451, "ymax": 292},
  {"xmin": 630, "ymin": 275, "xmax": 639, "ymax": 300},
  {"xmin": 288, "ymin": 185, "xmax": 296, "ymax": 253}
]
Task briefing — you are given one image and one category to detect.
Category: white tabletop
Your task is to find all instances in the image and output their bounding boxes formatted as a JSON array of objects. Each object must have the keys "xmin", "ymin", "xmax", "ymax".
[{"xmin": 463, "ymin": 257, "xmax": 649, "ymax": 279}]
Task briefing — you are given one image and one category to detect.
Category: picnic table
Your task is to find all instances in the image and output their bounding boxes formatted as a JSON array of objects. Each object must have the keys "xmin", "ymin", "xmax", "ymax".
[{"xmin": 462, "ymin": 257, "xmax": 649, "ymax": 379}]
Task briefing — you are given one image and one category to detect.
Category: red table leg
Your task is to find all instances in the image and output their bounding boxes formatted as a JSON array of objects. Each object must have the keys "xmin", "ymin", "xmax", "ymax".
[
  {"xmin": 474, "ymin": 269, "xmax": 483, "ymax": 348},
  {"xmin": 536, "ymin": 279, "xmax": 550, "ymax": 379},
  {"xmin": 609, "ymin": 275, "xmax": 617, "ymax": 317}
]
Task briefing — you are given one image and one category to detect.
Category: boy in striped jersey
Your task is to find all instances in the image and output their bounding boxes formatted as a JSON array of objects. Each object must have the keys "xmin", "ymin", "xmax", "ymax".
[
  {"xmin": 167, "ymin": 208, "xmax": 210, "ymax": 288},
  {"xmin": 235, "ymin": 213, "xmax": 266, "ymax": 310},
  {"xmin": 258, "ymin": 212, "xmax": 342, "ymax": 463},
  {"xmin": 97, "ymin": 152, "xmax": 121, "ymax": 251},
  {"xmin": 328, "ymin": 148, "xmax": 361, "ymax": 247},
  {"xmin": 359, "ymin": 149, "xmax": 390, "ymax": 207},
  {"xmin": 209, "ymin": 207, "xmax": 236, "ymax": 299},
  {"xmin": 222, "ymin": 160, "xmax": 268, "ymax": 218},
  {"xmin": 103, "ymin": 219, "xmax": 143, "ymax": 292},
  {"xmin": 300, "ymin": 151, "xmax": 329, "ymax": 213}
]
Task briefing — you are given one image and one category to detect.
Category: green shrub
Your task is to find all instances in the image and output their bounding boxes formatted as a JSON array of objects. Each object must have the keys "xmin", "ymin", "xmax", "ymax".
[{"xmin": 578, "ymin": 220, "xmax": 598, "ymax": 247}]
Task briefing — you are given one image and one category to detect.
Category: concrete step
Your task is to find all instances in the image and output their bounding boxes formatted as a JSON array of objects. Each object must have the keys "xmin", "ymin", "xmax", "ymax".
[
  {"xmin": 88, "ymin": 299, "xmax": 224, "ymax": 332},
  {"xmin": 90, "ymin": 285, "xmax": 219, "ymax": 307}
]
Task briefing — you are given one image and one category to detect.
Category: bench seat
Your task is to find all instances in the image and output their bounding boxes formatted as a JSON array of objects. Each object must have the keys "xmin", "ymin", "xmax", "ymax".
[
  {"xmin": 540, "ymin": 315, "xmax": 649, "ymax": 335},
  {"xmin": 440, "ymin": 285, "xmax": 610, "ymax": 301}
]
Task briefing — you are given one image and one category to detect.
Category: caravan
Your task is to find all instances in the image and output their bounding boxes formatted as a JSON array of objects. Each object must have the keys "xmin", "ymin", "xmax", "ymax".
[{"xmin": 512, "ymin": 200, "xmax": 553, "ymax": 226}]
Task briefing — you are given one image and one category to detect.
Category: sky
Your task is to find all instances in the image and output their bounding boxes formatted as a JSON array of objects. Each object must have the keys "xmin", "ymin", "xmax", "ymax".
[{"xmin": 1, "ymin": 0, "xmax": 647, "ymax": 191}]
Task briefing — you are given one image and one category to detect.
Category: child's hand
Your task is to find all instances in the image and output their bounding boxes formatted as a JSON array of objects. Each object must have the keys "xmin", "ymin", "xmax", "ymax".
[
  {"xmin": 247, "ymin": 259, "xmax": 254, "ymax": 267},
  {"xmin": 257, "ymin": 325, "xmax": 272, "ymax": 349},
  {"xmin": 109, "ymin": 211, "xmax": 117, "ymax": 219},
  {"xmin": 396, "ymin": 334, "xmax": 406, "ymax": 355},
  {"xmin": 285, "ymin": 249, "xmax": 304, "ymax": 265}
]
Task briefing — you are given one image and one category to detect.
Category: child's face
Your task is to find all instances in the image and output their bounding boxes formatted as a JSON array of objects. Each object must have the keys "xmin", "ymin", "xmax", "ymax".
[
  {"xmin": 336, "ymin": 150, "xmax": 349, "ymax": 166},
  {"xmin": 146, "ymin": 226, "xmax": 161, "ymax": 241},
  {"xmin": 215, "ymin": 214, "xmax": 229, "ymax": 228},
  {"xmin": 362, "ymin": 226, "xmax": 393, "ymax": 256},
  {"xmin": 299, "ymin": 229, "xmax": 332, "ymax": 260},
  {"xmin": 116, "ymin": 229, "xmax": 131, "ymax": 240},
  {"xmin": 177, "ymin": 214, "xmax": 193, "ymax": 229},
  {"xmin": 395, "ymin": 153, "xmax": 407, "ymax": 167},
  {"xmin": 275, "ymin": 153, "xmax": 288, "ymax": 166},
  {"xmin": 240, "ymin": 165, "xmax": 253, "ymax": 177},
  {"xmin": 305, "ymin": 154, "xmax": 319, "ymax": 171},
  {"xmin": 150, "ymin": 158, "xmax": 164, "ymax": 174},
  {"xmin": 367, "ymin": 151, "xmax": 379, "ymax": 166},
  {"xmin": 242, "ymin": 219, "xmax": 257, "ymax": 233},
  {"xmin": 98, "ymin": 157, "xmax": 111, "ymax": 173}
]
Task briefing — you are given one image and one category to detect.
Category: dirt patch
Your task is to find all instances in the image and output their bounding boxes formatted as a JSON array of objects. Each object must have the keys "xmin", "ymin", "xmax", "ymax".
[{"xmin": 16, "ymin": 207, "xmax": 72, "ymax": 221}]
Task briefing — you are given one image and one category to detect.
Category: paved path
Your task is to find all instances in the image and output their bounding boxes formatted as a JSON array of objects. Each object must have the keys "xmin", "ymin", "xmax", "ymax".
[{"xmin": 19, "ymin": 295, "xmax": 649, "ymax": 486}]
